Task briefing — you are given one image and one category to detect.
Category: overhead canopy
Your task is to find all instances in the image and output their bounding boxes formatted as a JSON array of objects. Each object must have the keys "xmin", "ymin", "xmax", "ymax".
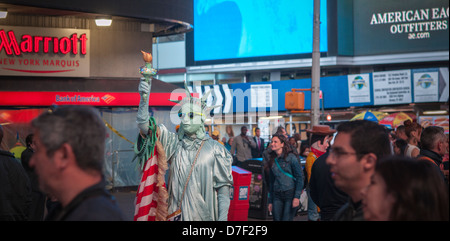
[
  {"xmin": 0, "ymin": 76, "xmax": 180, "ymax": 93},
  {"xmin": 0, "ymin": 0, "xmax": 193, "ymax": 36},
  {"xmin": 0, "ymin": 77, "xmax": 186, "ymax": 107}
]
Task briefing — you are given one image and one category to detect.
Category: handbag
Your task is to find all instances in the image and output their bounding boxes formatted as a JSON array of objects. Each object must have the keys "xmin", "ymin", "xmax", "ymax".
[{"xmin": 167, "ymin": 140, "xmax": 205, "ymax": 221}]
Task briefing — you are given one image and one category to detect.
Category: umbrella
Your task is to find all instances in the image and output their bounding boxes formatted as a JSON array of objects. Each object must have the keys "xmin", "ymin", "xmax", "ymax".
[
  {"xmin": 350, "ymin": 110, "xmax": 387, "ymax": 122},
  {"xmin": 379, "ymin": 112, "xmax": 415, "ymax": 129}
]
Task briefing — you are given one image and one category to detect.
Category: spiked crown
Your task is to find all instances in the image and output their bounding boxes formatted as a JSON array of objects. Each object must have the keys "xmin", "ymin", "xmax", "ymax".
[{"xmin": 169, "ymin": 81, "xmax": 222, "ymax": 115}]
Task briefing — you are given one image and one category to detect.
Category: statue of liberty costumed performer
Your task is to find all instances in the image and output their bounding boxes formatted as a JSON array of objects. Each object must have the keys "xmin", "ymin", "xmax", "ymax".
[{"xmin": 134, "ymin": 51, "xmax": 233, "ymax": 221}]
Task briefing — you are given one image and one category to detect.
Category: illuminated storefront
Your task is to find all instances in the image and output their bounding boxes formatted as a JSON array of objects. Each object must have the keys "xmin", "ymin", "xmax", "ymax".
[{"xmin": 0, "ymin": 0, "xmax": 193, "ymax": 188}]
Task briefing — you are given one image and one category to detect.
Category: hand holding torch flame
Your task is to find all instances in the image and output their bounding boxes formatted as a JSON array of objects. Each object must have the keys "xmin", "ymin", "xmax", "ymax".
[{"xmin": 139, "ymin": 50, "xmax": 157, "ymax": 101}]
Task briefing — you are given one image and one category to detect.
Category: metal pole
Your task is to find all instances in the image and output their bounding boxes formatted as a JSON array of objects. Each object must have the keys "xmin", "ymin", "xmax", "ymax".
[
  {"xmin": 289, "ymin": 114, "xmax": 293, "ymax": 134},
  {"xmin": 311, "ymin": 0, "xmax": 321, "ymax": 127}
]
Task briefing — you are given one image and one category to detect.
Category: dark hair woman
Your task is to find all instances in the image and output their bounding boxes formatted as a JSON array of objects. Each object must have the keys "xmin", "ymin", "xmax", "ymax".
[
  {"xmin": 403, "ymin": 119, "xmax": 422, "ymax": 157},
  {"xmin": 393, "ymin": 138, "xmax": 408, "ymax": 156},
  {"xmin": 361, "ymin": 156, "xmax": 449, "ymax": 221},
  {"xmin": 265, "ymin": 134, "xmax": 304, "ymax": 221}
]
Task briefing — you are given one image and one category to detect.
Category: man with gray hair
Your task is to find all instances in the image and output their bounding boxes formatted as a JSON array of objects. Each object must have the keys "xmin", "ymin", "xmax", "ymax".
[
  {"xmin": 30, "ymin": 105, "xmax": 125, "ymax": 221},
  {"xmin": 417, "ymin": 126, "xmax": 448, "ymax": 183}
]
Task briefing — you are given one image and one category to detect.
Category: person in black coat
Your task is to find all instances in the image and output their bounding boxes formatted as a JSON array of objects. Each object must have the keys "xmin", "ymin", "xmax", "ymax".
[
  {"xmin": 252, "ymin": 127, "xmax": 265, "ymax": 158},
  {"xmin": 0, "ymin": 125, "xmax": 32, "ymax": 221},
  {"xmin": 309, "ymin": 151, "xmax": 348, "ymax": 221},
  {"xmin": 21, "ymin": 133, "xmax": 46, "ymax": 221},
  {"xmin": 417, "ymin": 126, "xmax": 448, "ymax": 183}
]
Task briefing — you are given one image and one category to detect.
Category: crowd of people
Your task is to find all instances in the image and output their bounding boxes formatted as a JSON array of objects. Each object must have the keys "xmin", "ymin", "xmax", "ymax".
[
  {"xmin": 290, "ymin": 120, "xmax": 448, "ymax": 221},
  {"xmin": 0, "ymin": 106, "xmax": 126, "ymax": 221},
  {"xmin": 218, "ymin": 119, "xmax": 449, "ymax": 221},
  {"xmin": 1, "ymin": 104, "xmax": 448, "ymax": 221}
]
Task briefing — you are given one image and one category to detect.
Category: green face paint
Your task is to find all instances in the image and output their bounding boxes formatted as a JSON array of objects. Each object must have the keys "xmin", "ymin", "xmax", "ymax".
[{"xmin": 179, "ymin": 102, "xmax": 204, "ymax": 135}]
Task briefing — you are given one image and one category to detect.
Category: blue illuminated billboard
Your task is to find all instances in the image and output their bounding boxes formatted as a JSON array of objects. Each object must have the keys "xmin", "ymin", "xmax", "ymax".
[{"xmin": 187, "ymin": 0, "xmax": 328, "ymax": 65}]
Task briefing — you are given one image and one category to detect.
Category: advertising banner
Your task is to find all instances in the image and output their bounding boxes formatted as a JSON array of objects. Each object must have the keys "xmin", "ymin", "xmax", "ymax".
[
  {"xmin": 189, "ymin": 67, "xmax": 447, "ymax": 113},
  {"xmin": 0, "ymin": 91, "xmax": 182, "ymax": 107},
  {"xmin": 419, "ymin": 115, "xmax": 449, "ymax": 134},
  {"xmin": 0, "ymin": 25, "xmax": 90, "ymax": 77},
  {"xmin": 250, "ymin": 84, "xmax": 273, "ymax": 108},
  {"xmin": 373, "ymin": 69, "xmax": 412, "ymax": 105},
  {"xmin": 353, "ymin": 0, "xmax": 449, "ymax": 55},
  {"xmin": 188, "ymin": 0, "xmax": 328, "ymax": 65},
  {"xmin": 348, "ymin": 73, "xmax": 371, "ymax": 103},
  {"xmin": 413, "ymin": 69, "xmax": 440, "ymax": 102}
]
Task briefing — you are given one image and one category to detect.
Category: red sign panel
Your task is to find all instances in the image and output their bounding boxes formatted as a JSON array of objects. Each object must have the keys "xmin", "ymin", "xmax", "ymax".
[
  {"xmin": 0, "ymin": 30, "xmax": 87, "ymax": 56},
  {"xmin": 0, "ymin": 91, "xmax": 188, "ymax": 107},
  {"xmin": 0, "ymin": 26, "xmax": 90, "ymax": 77}
]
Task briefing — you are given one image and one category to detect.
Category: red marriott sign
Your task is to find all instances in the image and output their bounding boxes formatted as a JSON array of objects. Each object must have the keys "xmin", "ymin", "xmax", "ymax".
[
  {"xmin": 0, "ymin": 30, "xmax": 87, "ymax": 55},
  {"xmin": 0, "ymin": 25, "xmax": 90, "ymax": 77}
]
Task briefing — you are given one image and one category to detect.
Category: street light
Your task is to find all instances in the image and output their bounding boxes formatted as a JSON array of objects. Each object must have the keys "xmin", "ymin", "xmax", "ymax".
[
  {"xmin": 0, "ymin": 8, "xmax": 8, "ymax": 19},
  {"xmin": 95, "ymin": 17, "xmax": 112, "ymax": 26}
]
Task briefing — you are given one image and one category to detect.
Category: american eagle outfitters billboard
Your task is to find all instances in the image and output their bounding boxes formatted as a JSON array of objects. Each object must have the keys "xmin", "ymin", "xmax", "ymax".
[{"xmin": 353, "ymin": 0, "xmax": 449, "ymax": 55}]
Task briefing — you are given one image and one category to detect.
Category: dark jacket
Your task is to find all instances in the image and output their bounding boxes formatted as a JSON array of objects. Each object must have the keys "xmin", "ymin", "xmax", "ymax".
[
  {"xmin": 0, "ymin": 150, "xmax": 32, "ymax": 221},
  {"xmin": 332, "ymin": 199, "xmax": 364, "ymax": 221},
  {"xmin": 309, "ymin": 151, "xmax": 348, "ymax": 221},
  {"xmin": 21, "ymin": 147, "xmax": 46, "ymax": 221},
  {"xmin": 268, "ymin": 153, "xmax": 304, "ymax": 204},
  {"xmin": 417, "ymin": 149, "xmax": 447, "ymax": 183},
  {"xmin": 251, "ymin": 136, "xmax": 265, "ymax": 158},
  {"xmin": 45, "ymin": 180, "xmax": 126, "ymax": 221},
  {"xmin": 417, "ymin": 149, "xmax": 443, "ymax": 167}
]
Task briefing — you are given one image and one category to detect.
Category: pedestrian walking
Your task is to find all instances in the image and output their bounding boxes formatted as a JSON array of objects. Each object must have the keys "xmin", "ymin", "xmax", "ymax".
[
  {"xmin": 326, "ymin": 120, "xmax": 391, "ymax": 221},
  {"xmin": 0, "ymin": 125, "xmax": 32, "ymax": 221},
  {"xmin": 252, "ymin": 127, "xmax": 265, "ymax": 158},
  {"xmin": 266, "ymin": 134, "xmax": 303, "ymax": 221},
  {"xmin": 30, "ymin": 106, "xmax": 126, "ymax": 221}
]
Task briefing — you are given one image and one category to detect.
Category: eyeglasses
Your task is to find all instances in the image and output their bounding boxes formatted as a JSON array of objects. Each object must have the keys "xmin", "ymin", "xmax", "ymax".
[
  {"xmin": 329, "ymin": 147, "xmax": 359, "ymax": 159},
  {"xmin": 178, "ymin": 112, "xmax": 204, "ymax": 119}
]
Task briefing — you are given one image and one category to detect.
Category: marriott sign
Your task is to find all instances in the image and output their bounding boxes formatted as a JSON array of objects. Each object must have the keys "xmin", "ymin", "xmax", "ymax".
[
  {"xmin": 0, "ymin": 30, "xmax": 87, "ymax": 55},
  {"xmin": 0, "ymin": 25, "xmax": 90, "ymax": 77}
]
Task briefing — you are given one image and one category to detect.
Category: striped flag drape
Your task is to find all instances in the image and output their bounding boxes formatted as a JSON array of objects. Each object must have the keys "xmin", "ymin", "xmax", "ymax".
[
  {"xmin": 134, "ymin": 145, "xmax": 168, "ymax": 221},
  {"xmin": 133, "ymin": 123, "xmax": 168, "ymax": 221},
  {"xmin": 134, "ymin": 154, "xmax": 159, "ymax": 221}
]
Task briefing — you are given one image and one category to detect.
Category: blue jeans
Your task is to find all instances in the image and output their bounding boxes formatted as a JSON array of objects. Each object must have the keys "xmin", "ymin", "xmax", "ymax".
[
  {"xmin": 272, "ymin": 189, "xmax": 296, "ymax": 221},
  {"xmin": 307, "ymin": 186, "xmax": 320, "ymax": 221}
]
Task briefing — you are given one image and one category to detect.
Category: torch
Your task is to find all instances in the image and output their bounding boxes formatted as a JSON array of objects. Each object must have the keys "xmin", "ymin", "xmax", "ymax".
[{"xmin": 139, "ymin": 50, "xmax": 157, "ymax": 101}]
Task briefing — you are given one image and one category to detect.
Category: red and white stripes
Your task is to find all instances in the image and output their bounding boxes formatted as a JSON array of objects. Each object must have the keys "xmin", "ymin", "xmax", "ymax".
[{"xmin": 134, "ymin": 154, "xmax": 160, "ymax": 221}]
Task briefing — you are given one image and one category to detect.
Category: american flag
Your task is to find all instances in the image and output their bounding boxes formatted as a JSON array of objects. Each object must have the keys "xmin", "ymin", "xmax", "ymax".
[{"xmin": 134, "ymin": 149, "xmax": 168, "ymax": 221}]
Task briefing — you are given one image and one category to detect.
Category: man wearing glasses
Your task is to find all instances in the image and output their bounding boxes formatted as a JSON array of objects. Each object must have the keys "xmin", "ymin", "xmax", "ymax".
[{"xmin": 326, "ymin": 120, "xmax": 391, "ymax": 221}]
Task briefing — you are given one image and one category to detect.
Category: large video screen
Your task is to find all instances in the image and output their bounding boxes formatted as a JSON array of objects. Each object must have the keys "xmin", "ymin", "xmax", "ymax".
[{"xmin": 188, "ymin": 0, "xmax": 328, "ymax": 65}]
